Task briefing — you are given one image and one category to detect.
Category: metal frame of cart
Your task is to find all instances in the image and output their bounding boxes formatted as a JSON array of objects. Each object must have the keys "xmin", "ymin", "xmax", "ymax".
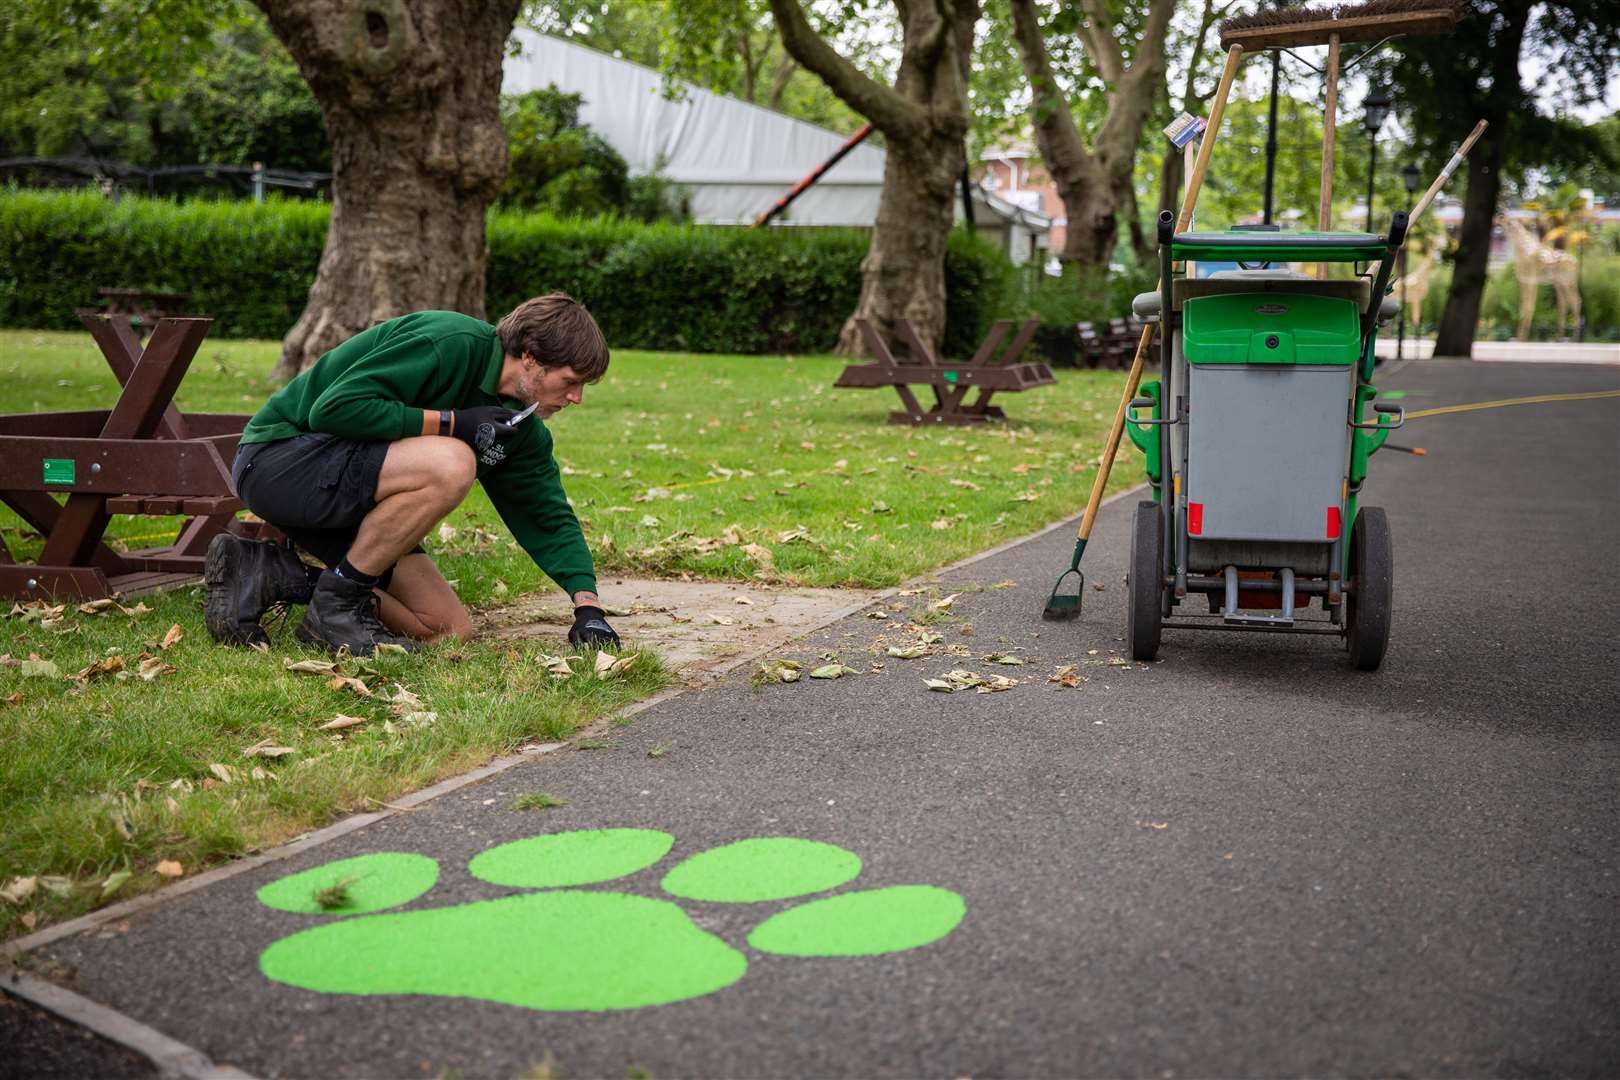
[{"xmin": 1122, "ymin": 211, "xmax": 1408, "ymax": 670}]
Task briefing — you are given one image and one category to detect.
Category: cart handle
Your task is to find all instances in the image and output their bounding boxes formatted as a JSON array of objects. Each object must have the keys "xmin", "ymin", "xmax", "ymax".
[
  {"xmin": 1350, "ymin": 402, "xmax": 1405, "ymax": 430},
  {"xmin": 1129, "ymin": 397, "xmax": 1180, "ymax": 425}
]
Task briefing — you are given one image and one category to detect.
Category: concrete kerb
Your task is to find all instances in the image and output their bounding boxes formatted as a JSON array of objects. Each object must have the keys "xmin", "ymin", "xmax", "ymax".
[{"xmin": 0, "ymin": 481, "xmax": 1146, "ymax": 1074}]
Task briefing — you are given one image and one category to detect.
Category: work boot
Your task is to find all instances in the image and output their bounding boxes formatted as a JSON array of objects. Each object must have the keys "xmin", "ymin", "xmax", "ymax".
[
  {"xmin": 204, "ymin": 533, "xmax": 316, "ymax": 647},
  {"xmin": 295, "ymin": 570, "xmax": 416, "ymax": 657}
]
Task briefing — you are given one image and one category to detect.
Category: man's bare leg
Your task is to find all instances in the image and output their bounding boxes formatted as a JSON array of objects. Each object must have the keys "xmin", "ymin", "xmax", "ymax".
[
  {"xmin": 377, "ymin": 552, "xmax": 473, "ymax": 642},
  {"xmin": 296, "ymin": 437, "xmax": 475, "ymax": 655},
  {"xmin": 346, "ymin": 437, "xmax": 477, "ymax": 574}
]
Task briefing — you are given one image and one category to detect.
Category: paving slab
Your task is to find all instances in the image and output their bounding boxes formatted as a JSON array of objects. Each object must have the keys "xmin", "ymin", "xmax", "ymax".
[{"xmin": 10, "ymin": 357, "xmax": 1619, "ymax": 1079}]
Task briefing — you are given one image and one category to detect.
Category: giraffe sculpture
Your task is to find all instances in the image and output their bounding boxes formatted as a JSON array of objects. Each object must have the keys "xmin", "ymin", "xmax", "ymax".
[{"xmin": 1502, "ymin": 214, "xmax": 1582, "ymax": 341}]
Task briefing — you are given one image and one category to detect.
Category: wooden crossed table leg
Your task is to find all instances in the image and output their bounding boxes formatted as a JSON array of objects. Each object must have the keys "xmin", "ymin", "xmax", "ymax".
[{"xmin": 0, "ymin": 316, "xmax": 256, "ymax": 600}]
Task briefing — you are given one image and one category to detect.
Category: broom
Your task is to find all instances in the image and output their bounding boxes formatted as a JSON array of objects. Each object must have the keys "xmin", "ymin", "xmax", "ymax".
[{"xmin": 1042, "ymin": 0, "xmax": 1462, "ymax": 620}]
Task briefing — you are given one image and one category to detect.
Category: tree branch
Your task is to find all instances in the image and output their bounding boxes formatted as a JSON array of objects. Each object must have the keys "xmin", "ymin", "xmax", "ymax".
[
  {"xmin": 767, "ymin": 0, "xmax": 924, "ymax": 137},
  {"xmin": 1007, "ymin": 0, "xmax": 1092, "ymax": 184},
  {"xmin": 1076, "ymin": 0, "xmax": 1125, "ymax": 85}
]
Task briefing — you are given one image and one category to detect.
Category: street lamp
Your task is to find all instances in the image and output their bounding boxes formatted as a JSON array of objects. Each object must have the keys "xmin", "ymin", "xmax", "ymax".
[
  {"xmin": 1399, "ymin": 162, "xmax": 1421, "ymax": 362},
  {"xmin": 1362, "ymin": 86, "xmax": 1392, "ymax": 232}
]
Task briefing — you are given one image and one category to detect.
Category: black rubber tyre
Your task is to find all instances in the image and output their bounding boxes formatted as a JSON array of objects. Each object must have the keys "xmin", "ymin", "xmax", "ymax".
[
  {"xmin": 1346, "ymin": 506, "xmax": 1393, "ymax": 671},
  {"xmin": 1128, "ymin": 500, "xmax": 1164, "ymax": 662}
]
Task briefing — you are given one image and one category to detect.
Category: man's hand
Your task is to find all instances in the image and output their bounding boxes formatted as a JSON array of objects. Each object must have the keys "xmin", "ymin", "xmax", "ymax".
[
  {"xmin": 569, "ymin": 605, "xmax": 620, "ymax": 648},
  {"xmin": 450, "ymin": 405, "xmax": 520, "ymax": 467}
]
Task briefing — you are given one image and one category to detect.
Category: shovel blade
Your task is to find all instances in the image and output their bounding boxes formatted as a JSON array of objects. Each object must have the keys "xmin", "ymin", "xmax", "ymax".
[{"xmin": 1042, "ymin": 571, "xmax": 1084, "ymax": 621}]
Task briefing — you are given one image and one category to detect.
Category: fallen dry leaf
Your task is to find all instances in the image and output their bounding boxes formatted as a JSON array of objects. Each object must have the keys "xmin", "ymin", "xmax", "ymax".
[
  {"xmin": 981, "ymin": 652, "xmax": 1026, "ymax": 666},
  {"xmin": 136, "ymin": 656, "xmax": 177, "ymax": 682},
  {"xmin": 3, "ymin": 691, "xmax": 23, "ymax": 706},
  {"xmin": 809, "ymin": 663, "xmax": 857, "ymax": 680},
  {"xmin": 598, "ymin": 653, "xmax": 639, "ymax": 679},
  {"xmin": 928, "ymin": 594, "xmax": 960, "ymax": 613},
  {"xmin": 159, "ymin": 624, "xmax": 184, "ymax": 650},
  {"xmin": 741, "ymin": 543, "xmax": 773, "ymax": 565},
  {"xmin": 1048, "ymin": 664, "xmax": 1086, "ymax": 689},
  {"xmin": 594, "ymin": 651, "xmax": 617, "ymax": 676},
  {"xmin": 243, "ymin": 739, "xmax": 297, "ymax": 759},
  {"xmin": 20, "ymin": 912, "xmax": 37, "ymax": 930},
  {"xmin": 75, "ymin": 655, "xmax": 125, "ymax": 681},
  {"xmin": 0, "ymin": 876, "xmax": 38, "ymax": 904},
  {"xmin": 100, "ymin": 870, "xmax": 132, "ymax": 898},
  {"xmin": 706, "ymin": 613, "xmax": 736, "ymax": 626},
  {"xmin": 327, "ymin": 674, "xmax": 373, "ymax": 696},
  {"xmin": 757, "ymin": 659, "xmax": 802, "ymax": 683},
  {"xmin": 865, "ymin": 610, "xmax": 890, "ymax": 620},
  {"xmin": 318, "ymin": 714, "xmax": 369, "ymax": 731},
  {"xmin": 77, "ymin": 598, "xmax": 119, "ymax": 615},
  {"xmin": 154, "ymin": 860, "xmax": 184, "ymax": 878},
  {"xmin": 887, "ymin": 645, "xmax": 928, "ymax": 660},
  {"xmin": 284, "ymin": 658, "xmax": 339, "ymax": 676},
  {"xmin": 208, "ymin": 763, "xmax": 238, "ymax": 784},
  {"xmin": 383, "ymin": 683, "xmax": 423, "ymax": 710}
]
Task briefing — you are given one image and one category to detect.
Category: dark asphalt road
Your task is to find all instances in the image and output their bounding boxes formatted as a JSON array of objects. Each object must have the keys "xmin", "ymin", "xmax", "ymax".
[{"xmin": 23, "ymin": 358, "xmax": 1620, "ymax": 1079}]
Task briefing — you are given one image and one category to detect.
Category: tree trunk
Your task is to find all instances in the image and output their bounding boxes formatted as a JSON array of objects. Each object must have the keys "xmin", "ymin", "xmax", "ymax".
[
  {"xmin": 1008, "ymin": 0, "xmax": 1175, "ymax": 276},
  {"xmin": 769, "ymin": 0, "xmax": 978, "ymax": 359},
  {"xmin": 256, "ymin": 0, "xmax": 521, "ymax": 379},
  {"xmin": 836, "ymin": 134, "xmax": 962, "ymax": 357},
  {"xmin": 1433, "ymin": 119, "xmax": 1505, "ymax": 357},
  {"xmin": 1058, "ymin": 161, "xmax": 1121, "ymax": 266}
]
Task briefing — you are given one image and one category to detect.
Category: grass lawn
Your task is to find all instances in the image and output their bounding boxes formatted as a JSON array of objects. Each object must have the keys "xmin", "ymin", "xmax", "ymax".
[{"xmin": 0, "ymin": 327, "xmax": 1134, "ymax": 939}]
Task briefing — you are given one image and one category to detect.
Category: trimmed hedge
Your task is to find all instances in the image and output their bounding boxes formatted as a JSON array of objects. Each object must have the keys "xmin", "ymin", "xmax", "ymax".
[{"xmin": 0, "ymin": 190, "xmax": 1012, "ymax": 356}]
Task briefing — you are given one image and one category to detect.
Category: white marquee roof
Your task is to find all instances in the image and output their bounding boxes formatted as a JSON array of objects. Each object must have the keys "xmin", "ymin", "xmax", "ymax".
[{"xmin": 502, "ymin": 30, "xmax": 1049, "ymax": 238}]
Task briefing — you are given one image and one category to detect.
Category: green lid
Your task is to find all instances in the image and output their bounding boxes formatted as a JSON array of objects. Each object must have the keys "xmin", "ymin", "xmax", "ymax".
[
  {"xmin": 1183, "ymin": 292, "xmax": 1360, "ymax": 366},
  {"xmin": 1171, "ymin": 230, "xmax": 1388, "ymax": 264}
]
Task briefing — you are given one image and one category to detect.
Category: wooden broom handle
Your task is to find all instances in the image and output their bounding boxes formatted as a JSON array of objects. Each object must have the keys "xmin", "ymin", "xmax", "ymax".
[
  {"xmin": 1411, "ymin": 120, "xmax": 1489, "ymax": 224},
  {"xmin": 1076, "ymin": 44, "xmax": 1245, "ymax": 544},
  {"xmin": 1316, "ymin": 33, "xmax": 1341, "ymax": 279}
]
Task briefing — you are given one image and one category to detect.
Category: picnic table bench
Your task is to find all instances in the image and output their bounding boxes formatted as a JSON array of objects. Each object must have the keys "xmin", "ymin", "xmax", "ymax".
[
  {"xmin": 95, "ymin": 287, "xmax": 194, "ymax": 339},
  {"xmin": 834, "ymin": 317, "xmax": 1055, "ymax": 425},
  {"xmin": 0, "ymin": 314, "xmax": 270, "ymax": 600}
]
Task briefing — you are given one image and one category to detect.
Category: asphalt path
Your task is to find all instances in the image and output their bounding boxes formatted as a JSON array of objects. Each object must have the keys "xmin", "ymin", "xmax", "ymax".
[{"xmin": 18, "ymin": 358, "xmax": 1620, "ymax": 1078}]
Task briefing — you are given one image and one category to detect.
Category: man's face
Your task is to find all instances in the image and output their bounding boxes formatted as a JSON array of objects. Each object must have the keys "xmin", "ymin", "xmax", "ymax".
[{"xmin": 520, "ymin": 359, "xmax": 588, "ymax": 418}]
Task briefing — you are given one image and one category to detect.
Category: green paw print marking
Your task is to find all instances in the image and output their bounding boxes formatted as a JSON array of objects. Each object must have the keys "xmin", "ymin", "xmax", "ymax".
[{"xmin": 256, "ymin": 829, "xmax": 965, "ymax": 1012}]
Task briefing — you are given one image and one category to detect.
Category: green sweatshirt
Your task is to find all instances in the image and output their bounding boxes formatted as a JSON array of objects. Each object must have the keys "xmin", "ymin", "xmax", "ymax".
[{"xmin": 240, "ymin": 311, "xmax": 596, "ymax": 597}]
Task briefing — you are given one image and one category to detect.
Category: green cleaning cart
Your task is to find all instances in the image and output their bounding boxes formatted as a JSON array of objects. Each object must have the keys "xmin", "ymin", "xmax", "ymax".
[{"xmin": 1123, "ymin": 211, "xmax": 1407, "ymax": 670}]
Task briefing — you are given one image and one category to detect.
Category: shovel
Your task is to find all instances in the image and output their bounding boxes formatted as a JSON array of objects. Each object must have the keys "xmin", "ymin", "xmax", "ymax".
[{"xmin": 1043, "ymin": 42, "xmax": 1246, "ymax": 620}]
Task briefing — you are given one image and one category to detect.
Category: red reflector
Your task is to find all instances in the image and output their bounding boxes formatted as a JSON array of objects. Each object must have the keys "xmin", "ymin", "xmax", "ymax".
[
  {"xmin": 1188, "ymin": 502, "xmax": 1204, "ymax": 535},
  {"xmin": 1327, "ymin": 506, "xmax": 1342, "ymax": 539}
]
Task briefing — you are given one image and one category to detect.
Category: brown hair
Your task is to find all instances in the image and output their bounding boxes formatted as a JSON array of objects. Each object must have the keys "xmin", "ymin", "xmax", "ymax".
[{"xmin": 496, "ymin": 292, "xmax": 610, "ymax": 382}]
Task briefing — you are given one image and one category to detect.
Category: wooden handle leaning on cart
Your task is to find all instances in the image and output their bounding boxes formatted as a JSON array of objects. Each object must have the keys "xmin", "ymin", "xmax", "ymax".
[
  {"xmin": 1074, "ymin": 44, "xmax": 1245, "ymax": 544},
  {"xmin": 1410, "ymin": 120, "xmax": 1489, "ymax": 225}
]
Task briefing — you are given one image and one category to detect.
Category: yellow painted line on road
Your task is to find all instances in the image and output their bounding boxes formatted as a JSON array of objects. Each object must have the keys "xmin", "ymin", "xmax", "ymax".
[{"xmin": 1405, "ymin": 389, "xmax": 1620, "ymax": 420}]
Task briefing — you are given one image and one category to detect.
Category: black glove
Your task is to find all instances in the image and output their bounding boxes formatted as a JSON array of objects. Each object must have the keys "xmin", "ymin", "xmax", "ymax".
[
  {"xmin": 569, "ymin": 606, "xmax": 620, "ymax": 648},
  {"xmin": 450, "ymin": 405, "xmax": 519, "ymax": 467}
]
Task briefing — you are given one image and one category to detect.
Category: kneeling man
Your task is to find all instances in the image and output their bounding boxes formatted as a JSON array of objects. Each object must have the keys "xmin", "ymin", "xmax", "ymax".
[{"xmin": 206, "ymin": 293, "xmax": 619, "ymax": 656}]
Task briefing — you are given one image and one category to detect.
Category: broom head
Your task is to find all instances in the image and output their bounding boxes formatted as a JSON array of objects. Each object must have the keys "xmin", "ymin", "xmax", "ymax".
[{"xmin": 1220, "ymin": 0, "xmax": 1461, "ymax": 51}]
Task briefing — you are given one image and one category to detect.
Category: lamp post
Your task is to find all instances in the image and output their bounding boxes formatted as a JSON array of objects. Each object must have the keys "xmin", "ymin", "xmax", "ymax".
[
  {"xmin": 1399, "ymin": 162, "xmax": 1421, "ymax": 363},
  {"xmin": 1362, "ymin": 86, "xmax": 1392, "ymax": 232}
]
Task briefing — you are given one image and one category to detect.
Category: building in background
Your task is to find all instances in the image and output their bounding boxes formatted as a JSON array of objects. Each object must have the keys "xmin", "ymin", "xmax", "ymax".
[{"xmin": 503, "ymin": 32, "xmax": 1052, "ymax": 266}]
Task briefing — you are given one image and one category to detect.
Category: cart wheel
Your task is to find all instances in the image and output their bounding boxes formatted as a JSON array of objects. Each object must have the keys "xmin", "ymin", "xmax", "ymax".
[
  {"xmin": 1128, "ymin": 500, "xmax": 1164, "ymax": 662},
  {"xmin": 1346, "ymin": 506, "xmax": 1393, "ymax": 671}
]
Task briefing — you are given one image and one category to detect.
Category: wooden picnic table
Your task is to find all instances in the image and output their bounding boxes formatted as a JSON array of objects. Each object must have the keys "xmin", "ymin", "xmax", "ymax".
[
  {"xmin": 0, "ymin": 314, "xmax": 270, "ymax": 600},
  {"xmin": 834, "ymin": 317, "xmax": 1055, "ymax": 425}
]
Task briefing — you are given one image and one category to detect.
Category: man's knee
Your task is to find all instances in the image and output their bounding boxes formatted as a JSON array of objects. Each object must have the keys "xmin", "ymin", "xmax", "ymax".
[
  {"xmin": 382, "ymin": 437, "xmax": 477, "ymax": 504},
  {"xmin": 429, "ymin": 439, "xmax": 478, "ymax": 497}
]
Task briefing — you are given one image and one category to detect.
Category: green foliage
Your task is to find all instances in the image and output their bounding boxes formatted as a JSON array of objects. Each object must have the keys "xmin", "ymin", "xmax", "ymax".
[
  {"xmin": 0, "ymin": 191, "xmax": 1011, "ymax": 355},
  {"xmin": 0, "ymin": 5, "xmax": 325, "ymax": 172},
  {"xmin": 501, "ymin": 88, "xmax": 630, "ymax": 217},
  {"xmin": 499, "ymin": 88, "xmax": 686, "ymax": 223},
  {"xmin": 0, "ymin": 189, "xmax": 329, "ymax": 338}
]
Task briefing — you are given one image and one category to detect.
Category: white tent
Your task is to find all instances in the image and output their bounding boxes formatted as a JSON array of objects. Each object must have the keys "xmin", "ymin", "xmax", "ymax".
[{"xmin": 502, "ymin": 30, "xmax": 1050, "ymax": 264}]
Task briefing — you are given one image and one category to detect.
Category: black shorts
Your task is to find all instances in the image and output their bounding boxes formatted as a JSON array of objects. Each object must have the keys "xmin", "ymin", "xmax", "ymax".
[{"xmin": 232, "ymin": 434, "xmax": 423, "ymax": 571}]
